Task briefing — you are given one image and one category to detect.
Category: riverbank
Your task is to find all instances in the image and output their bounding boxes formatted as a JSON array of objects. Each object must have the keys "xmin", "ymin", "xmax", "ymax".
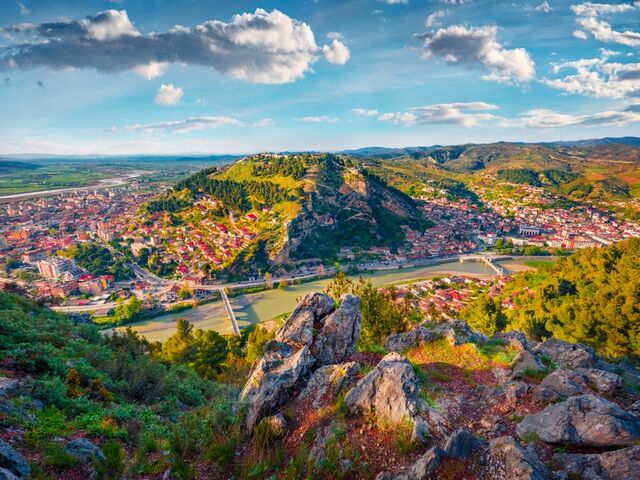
[{"xmin": 115, "ymin": 260, "xmax": 501, "ymax": 342}]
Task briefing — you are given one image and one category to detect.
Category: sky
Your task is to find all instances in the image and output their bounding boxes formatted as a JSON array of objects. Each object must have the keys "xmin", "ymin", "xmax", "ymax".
[{"xmin": 0, "ymin": 0, "xmax": 639, "ymax": 155}]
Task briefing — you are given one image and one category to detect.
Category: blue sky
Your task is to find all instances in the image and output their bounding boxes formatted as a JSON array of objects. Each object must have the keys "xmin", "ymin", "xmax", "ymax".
[{"xmin": 0, "ymin": 0, "xmax": 639, "ymax": 155}]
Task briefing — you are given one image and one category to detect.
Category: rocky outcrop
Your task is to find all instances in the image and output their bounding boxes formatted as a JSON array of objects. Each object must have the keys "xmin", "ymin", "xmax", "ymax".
[
  {"xmin": 511, "ymin": 351, "xmax": 546, "ymax": 379},
  {"xmin": 241, "ymin": 293, "xmax": 361, "ymax": 432},
  {"xmin": 493, "ymin": 331, "xmax": 531, "ymax": 351},
  {"xmin": 344, "ymin": 352, "xmax": 428, "ymax": 442},
  {"xmin": 274, "ymin": 292, "xmax": 335, "ymax": 347},
  {"xmin": 443, "ymin": 429, "xmax": 487, "ymax": 458},
  {"xmin": 0, "ymin": 440, "xmax": 30, "ymax": 479},
  {"xmin": 310, "ymin": 294, "xmax": 362, "ymax": 365},
  {"xmin": 504, "ymin": 381, "xmax": 530, "ymax": 405},
  {"xmin": 385, "ymin": 326, "xmax": 441, "ymax": 353},
  {"xmin": 0, "ymin": 468, "xmax": 20, "ymax": 480},
  {"xmin": 384, "ymin": 319, "xmax": 485, "ymax": 352},
  {"xmin": 489, "ymin": 436, "xmax": 551, "ymax": 480},
  {"xmin": 556, "ymin": 446, "xmax": 640, "ymax": 480},
  {"xmin": 0, "ymin": 378, "xmax": 19, "ymax": 399},
  {"xmin": 532, "ymin": 367, "xmax": 623, "ymax": 406},
  {"xmin": 240, "ymin": 342, "xmax": 316, "ymax": 432},
  {"xmin": 576, "ymin": 367, "xmax": 623, "ymax": 394},
  {"xmin": 298, "ymin": 362, "xmax": 360, "ymax": 409},
  {"xmin": 533, "ymin": 338, "xmax": 596, "ymax": 369},
  {"xmin": 516, "ymin": 394, "xmax": 640, "ymax": 447},
  {"xmin": 64, "ymin": 438, "xmax": 105, "ymax": 463}
]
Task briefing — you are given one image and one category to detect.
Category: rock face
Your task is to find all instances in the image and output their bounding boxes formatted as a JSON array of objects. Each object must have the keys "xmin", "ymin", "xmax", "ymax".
[
  {"xmin": 344, "ymin": 352, "xmax": 428, "ymax": 442},
  {"xmin": 0, "ymin": 440, "xmax": 30, "ymax": 479},
  {"xmin": 241, "ymin": 293, "xmax": 361, "ymax": 432},
  {"xmin": 516, "ymin": 394, "xmax": 640, "ymax": 447},
  {"xmin": 298, "ymin": 362, "xmax": 360, "ymax": 409},
  {"xmin": 556, "ymin": 446, "xmax": 640, "ymax": 480},
  {"xmin": 0, "ymin": 468, "xmax": 20, "ymax": 480},
  {"xmin": 489, "ymin": 436, "xmax": 551, "ymax": 480},
  {"xmin": 511, "ymin": 351, "xmax": 546, "ymax": 379},
  {"xmin": 0, "ymin": 378, "xmax": 19, "ymax": 399},
  {"xmin": 310, "ymin": 294, "xmax": 362, "ymax": 365},
  {"xmin": 64, "ymin": 438, "xmax": 105, "ymax": 463},
  {"xmin": 533, "ymin": 338, "xmax": 597, "ymax": 369}
]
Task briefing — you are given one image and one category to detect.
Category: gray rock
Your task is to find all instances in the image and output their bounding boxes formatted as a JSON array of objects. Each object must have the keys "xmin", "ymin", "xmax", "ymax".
[
  {"xmin": 492, "ymin": 367, "xmax": 512, "ymax": 385},
  {"xmin": 556, "ymin": 445, "xmax": 640, "ymax": 480},
  {"xmin": 440, "ymin": 319, "xmax": 486, "ymax": 346},
  {"xmin": 345, "ymin": 352, "xmax": 428, "ymax": 442},
  {"xmin": 310, "ymin": 294, "xmax": 362, "ymax": 365},
  {"xmin": 443, "ymin": 429, "xmax": 487, "ymax": 458},
  {"xmin": 240, "ymin": 342, "xmax": 316, "ymax": 432},
  {"xmin": 493, "ymin": 331, "xmax": 531, "ymax": 351},
  {"xmin": 504, "ymin": 381, "xmax": 531, "ymax": 405},
  {"xmin": 575, "ymin": 368, "xmax": 623, "ymax": 394},
  {"xmin": 0, "ymin": 379, "xmax": 19, "ymax": 398},
  {"xmin": 0, "ymin": 440, "xmax": 30, "ymax": 479},
  {"xmin": 533, "ymin": 338, "xmax": 596, "ymax": 369},
  {"xmin": 64, "ymin": 438, "xmax": 105, "ymax": 463},
  {"xmin": 511, "ymin": 351, "xmax": 546, "ymax": 379},
  {"xmin": 275, "ymin": 292, "xmax": 335, "ymax": 347},
  {"xmin": 298, "ymin": 362, "xmax": 360, "ymax": 409},
  {"xmin": 628, "ymin": 400, "xmax": 640, "ymax": 417},
  {"xmin": 408, "ymin": 446, "xmax": 446, "ymax": 479},
  {"xmin": 531, "ymin": 385, "xmax": 562, "ymax": 407},
  {"xmin": 385, "ymin": 326, "xmax": 442, "ymax": 353},
  {"xmin": 489, "ymin": 436, "xmax": 551, "ymax": 480},
  {"xmin": 516, "ymin": 394, "xmax": 640, "ymax": 447},
  {"xmin": 0, "ymin": 468, "xmax": 19, "ymax": 480},
  {"xmin": 539, "ymin": 369, "xmax": 586, "ymax": 397}
]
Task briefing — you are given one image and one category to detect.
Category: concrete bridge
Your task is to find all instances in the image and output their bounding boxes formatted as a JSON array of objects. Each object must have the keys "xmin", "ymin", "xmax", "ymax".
[
  {"xmin": 459, "ymin": 254, "xmax": 510, "ymax": 276},
  {"xmin": 217, "ymin": 288, "xmax": 241, "ymax": 336}
]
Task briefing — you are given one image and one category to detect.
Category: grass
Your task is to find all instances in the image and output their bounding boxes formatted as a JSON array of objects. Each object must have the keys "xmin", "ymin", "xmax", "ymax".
[
  {"xmin": 524, "ymin": 259, "xmax": 557, "ymax": 269},
  {"xmin": 520, "ymin": 431, "xmax": 539, "ymax": 444},
  {"xmin": 43, "ymin": 443, "xmax": 78, "ymax": 467}
]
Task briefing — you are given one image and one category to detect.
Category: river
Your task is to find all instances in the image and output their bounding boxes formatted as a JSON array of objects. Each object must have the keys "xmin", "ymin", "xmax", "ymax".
[{"xmin": 121, "ymin": 260, "xmax": 504, "ymax": 342}]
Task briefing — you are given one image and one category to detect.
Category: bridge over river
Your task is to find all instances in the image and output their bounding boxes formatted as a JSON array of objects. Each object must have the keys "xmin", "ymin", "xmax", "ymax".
[{"xmin": 459, "ymin": 254, "xmax": 511, "ymax": 276}]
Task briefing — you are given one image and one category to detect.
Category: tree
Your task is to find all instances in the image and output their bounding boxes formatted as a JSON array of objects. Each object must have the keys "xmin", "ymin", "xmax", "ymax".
[
  {"xmin": 178, "ymin": 285, "xmax": 193, "ymax": 300},
  {"xmin": 113, "ymin": 296, "xmax": 144, "ymax": 324},
  {"xmin": 162, "ymin": 319, "xmax": 197, "ymax": 364},
  {"xmin": 191, "ymin": 330, "xmax": 228, "ymax": 378},
  {"xmin": 461, "ymin": 295, "xmax": 507, "ymax": 336},
  {"xmin": 264, "ymin": 272, "xmax": 273, "ymax": 289},
  {"xmin": 278, "ymin": 278, "xmax": 289, "ymax": 290}
]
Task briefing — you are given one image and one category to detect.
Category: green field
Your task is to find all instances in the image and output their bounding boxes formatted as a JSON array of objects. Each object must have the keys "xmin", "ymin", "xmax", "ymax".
[{"xmin": 0, "ymin": 165, "xmax": 113, "ymax": 195}]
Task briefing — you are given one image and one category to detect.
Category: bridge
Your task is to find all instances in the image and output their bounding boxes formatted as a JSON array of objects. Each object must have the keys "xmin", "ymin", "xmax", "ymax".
[
  {"xmin": 217, "ymin": 288, "xmax": 241, "ymax": 336},
  {"xmin": 459, "ymin": 254, "xmax": 510, "ymax": 276}
]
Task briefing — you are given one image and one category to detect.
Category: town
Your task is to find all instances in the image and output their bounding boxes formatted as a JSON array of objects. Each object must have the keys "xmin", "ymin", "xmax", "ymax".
[{"xmin": 2, "ymin": 168, "xmax": 639, "ymax": 321}]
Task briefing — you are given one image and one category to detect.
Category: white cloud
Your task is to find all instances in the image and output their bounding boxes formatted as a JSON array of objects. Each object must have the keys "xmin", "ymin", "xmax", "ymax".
[
  {"xmin": 544, "ymin": 57, "xmax": 640, "ymax": 99},
  {"xmin": 573, "ymin": 29, "xmax": 588, "ymax": 39},
  {"xmin": 154, "ymin": 83, "xmax": 183, "ymax": 106},
  {"xmin": 571, "ymin": 2, "xmax": 640, "ymax": 47},
  {"xmin": 426, "ymin": 10, "xmax": 448, "ymax": 28},
  {"xmin": 295, "ymin": 116, "xmax": 339, "ymax": 123},
  {"xmin": 0, "ymin": 8, "xmax": 348, "ymax": 84},
  {"xmin": 535, "ymin": 1, "xmax": 553, "ymax": 13},
  {"xmin": 18, "ymin": 2, "xmax": 30, "ymax": 16},
  {"xmin": 322, "ymin": 38, "xmax": 350, "ymax": 65},
  {"xmin": 126, "ymin": 116, "xmax": 243, "ymax": 133},
  {"xmin": 418, "ymin": 25, "xmax": 535, "ymax": 83},
  {"xmin": 351, "ymin": 108, "xmax": 379, "ymax": 116},
  {"xmin": 133, "ymin": 62, "xmax": 168, "ymax": 80},
  {"xmin": 381, "ymin": 0, "xmax": 408, "ymax": 4},
  {"xmin": 378, "ymin": 102, "xmax": 499, "ymax": 127},
  {"xmin": 440, "ymin": 0, "xmax": 473, "ymax": 4},
  {"xmin": 503, "ymin": 106, "xmax": 640, "ymax": 128}
]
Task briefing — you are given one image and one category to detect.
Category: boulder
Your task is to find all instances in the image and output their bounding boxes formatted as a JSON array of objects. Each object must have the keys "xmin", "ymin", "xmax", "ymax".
[
  {"xmin": 493, "ymin": 331, "xmax": 531, "ymax": 351},
  {"xmin": 275, "ymin": 292, "xmax": 335, "ymax": 347},
  {"xmin": 516, "ymin": 394, "xmax": 640, "ymax": 447},
  {"xmin": 575, "ymin": 368, "xmax": 623, "ymax": 394},
  {"xmin": 556, "ymin": 445, "xmax": 640, "ymax": 480},
  {"xmin": 533, "ymin": 338, "xmax": 596, "ymax": 369},
  {"xmin": 531, "ymin": 386, "xmax": 562, "ymax": 407},
  {"xmin": 443, "ymin": 429, "xmax": 487, "ymax": 458},
  {"xmin": 439, "ymin": 319, "xmax": 486, "ymax": 346},
  {"xmin": 511, "ymin": 351, "xmax": 546, "ymax": 379},
  {"xmin": 345, "ymin": 352, "xmax": 428, "ymax": 442},
  {"xmin": 489, "ymin": 436, "xmax": 551, "ymax": 480},
  {"xmin": 0, "ymin": 378, "xmax": 19, "ymax": 399},
  {"xmin": 627, "ymin": 400, "xmax": 640, "ymax": 417},
  {"xmin": 64, "ymin": 438, "xmax": 105, "ymax": 463},
  {"xmin": 310, "ymin": 294, "xmax": 362, "ymax": 365},
  {"xmin": 298, "ymin": 362, "xmax": 360, "ymax": 409},
  {"xmin": 504, "ymin": 381, "xmax": 531, "ymax": 405},
  {"xmin": 0, "ymin": 440, "xmax": 30, "ymax": 479},
  {"xmin": 240, "ymin": 342, "xmax": 316, "ymax": 432},
  {"xmin": 0, "ymin": 469, "xmax": 19, "ymax": 480},
  {"xmin": 385, "ymin": 326, "xmax": 441, "ymax": 353},
  {"xmin": 407, "ymin": 446, "xmax": 446, "ymax": 479},
  {"xmin": 539, "ymin": 369, "xmax": 586, "ymax": 397}
]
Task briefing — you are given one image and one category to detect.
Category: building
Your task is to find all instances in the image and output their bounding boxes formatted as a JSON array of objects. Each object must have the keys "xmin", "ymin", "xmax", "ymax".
[
  {"xmin": 37, "ymin": 257, "xmax": 76, "ymax": 280},
  {"xmin": 22, "ymin": 250, "xmax": 46, "ymax": 264},
  {"xmin": 79, "ymin": 279, "xmax": 104, "ymax": 295},
  {"xmin": 518, "ymin": 225, "xmax": 541, "ymax": 236}
]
